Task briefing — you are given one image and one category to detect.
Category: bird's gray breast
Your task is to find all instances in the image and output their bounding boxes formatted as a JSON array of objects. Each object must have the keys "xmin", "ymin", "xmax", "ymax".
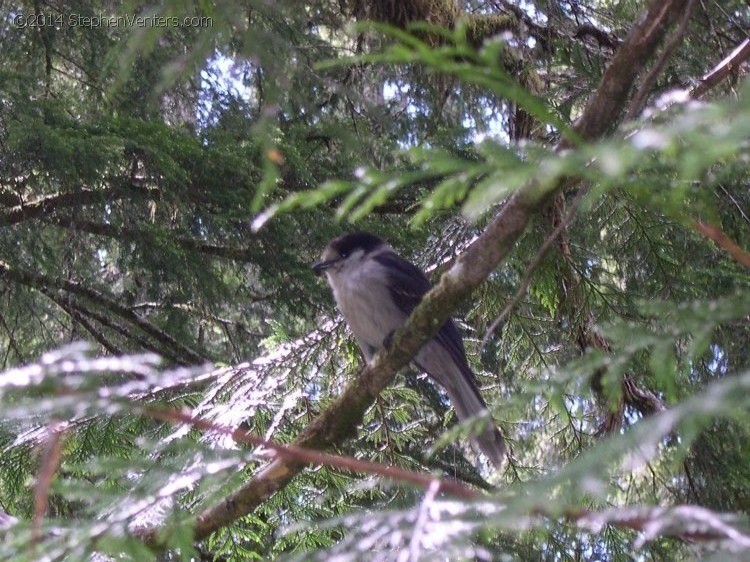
[{"xmin": 328, "ymin": 258, "xmax": 406, "ymax": 350}]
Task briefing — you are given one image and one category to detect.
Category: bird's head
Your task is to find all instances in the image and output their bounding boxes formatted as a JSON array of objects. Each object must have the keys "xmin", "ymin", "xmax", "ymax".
[{"xmin": 312, "ymin": 232, "xmax": 386, "ymax": 277}]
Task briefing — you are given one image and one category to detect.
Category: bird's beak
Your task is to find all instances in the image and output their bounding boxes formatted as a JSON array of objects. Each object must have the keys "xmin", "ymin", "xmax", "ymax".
[{"xmin": 312, "ymin": 259, "xmax": 337, "ymax": 276}]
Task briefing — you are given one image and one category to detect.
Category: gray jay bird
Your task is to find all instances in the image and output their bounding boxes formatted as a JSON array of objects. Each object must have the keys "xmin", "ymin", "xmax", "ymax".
[{"xmin": 312, "ymin": 232, "xmax": 506, "ymax": 468}]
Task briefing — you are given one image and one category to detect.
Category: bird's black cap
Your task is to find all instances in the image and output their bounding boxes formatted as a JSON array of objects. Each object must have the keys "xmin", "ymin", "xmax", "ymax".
[{"xmin": 329, "ymin": 232, "xmax": 385, "ymax": 257}]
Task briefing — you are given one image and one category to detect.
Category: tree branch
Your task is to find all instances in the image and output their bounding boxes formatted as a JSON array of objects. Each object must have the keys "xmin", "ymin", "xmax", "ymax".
[
  {"xmin": 692, "ymin": 38, "xmax": 750, "ymax": 98},
  {"xmin": 693, "ymin": 221, "xmax": 750, "ymax": 269},
  {"xmin": 0, "ymin": 180, "xmax": 159, "ymax": 227},
  {"xmin": 570, "ymin": 0, "xmax": 689, "ymax": 143},
  {"xmin": 48, "ymin": 218, "xmax": 256, "ymax": 262},
  {"xmin": 481, "ymin": 188, "xmax": 588, "ymax": 347},
  {"xmin": 0, "ymin": 261, "xmax": 205, "ymax": 364},
  {"xmin": 625, "ymin": 0, "xmax": 696, "ymax": 120},
  {"xmin": 52, "ymin": 295, "xmax": 125, "ymax": 355},
  {"xmin": 133, "ymin": 403, "xmax": 750, "ymax": 549},
  {"xmin": 141, "ymin": 406, "xmax": 477, "ymax": 499}
]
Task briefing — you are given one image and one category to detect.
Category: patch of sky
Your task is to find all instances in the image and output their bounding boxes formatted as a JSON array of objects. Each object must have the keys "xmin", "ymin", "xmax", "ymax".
[
  {"xmin": 384, "ymin": 80, "xmax": 508, "ymax": 146},
  {"xmin": 464, "ymin": 106, "xmax": 508, "ymax": 144},
  {"xmin": 706, "ymin": 344, "xmax": 727, "ymax": 376},
  {"xmin": 196, "ymin": 53, "xmax": 254, "ymax": 130}
]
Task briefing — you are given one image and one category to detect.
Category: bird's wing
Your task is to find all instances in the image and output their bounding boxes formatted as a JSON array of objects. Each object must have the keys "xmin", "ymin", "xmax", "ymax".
[
  {"xmin": 373, "ymin": 251, "xmax": 473, "ymax": 376},
  {"xmin": 373, "ymin": 251, "xmax": 431, "ymax": 313},
  {"xmin": 373, "ymin": 251, "xmax": 504, "ymax": 466}
]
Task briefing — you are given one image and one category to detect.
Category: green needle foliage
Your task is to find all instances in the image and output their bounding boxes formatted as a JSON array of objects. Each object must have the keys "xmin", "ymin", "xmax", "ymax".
[{"xmin": 0, "ymin": 1, "xmax": 749, "ymax": 560}]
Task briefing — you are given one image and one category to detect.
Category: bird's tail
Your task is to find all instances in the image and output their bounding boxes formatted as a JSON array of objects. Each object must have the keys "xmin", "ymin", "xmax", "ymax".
[{"xmin": 443, "ymin": 376, "xmax": 506, "ymax": 469}]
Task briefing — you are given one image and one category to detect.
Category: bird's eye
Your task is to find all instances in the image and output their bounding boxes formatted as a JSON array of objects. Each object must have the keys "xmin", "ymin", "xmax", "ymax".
[{"xmin": 339, "ymin": 250, "xmax": 349, "ymax": 259}]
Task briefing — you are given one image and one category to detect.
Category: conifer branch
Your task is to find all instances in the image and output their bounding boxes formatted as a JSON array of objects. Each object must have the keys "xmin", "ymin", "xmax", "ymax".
[
  {"xmin": 0, "ymin": 261, "xmax": 205, "ymax": 364},
  {"xmin": 0, "ymin": 181, "xmax": 159, "ymax": 227},
  {"xmin": 47, "ymin": 218, "xmax": 256, "ymax": 261}
]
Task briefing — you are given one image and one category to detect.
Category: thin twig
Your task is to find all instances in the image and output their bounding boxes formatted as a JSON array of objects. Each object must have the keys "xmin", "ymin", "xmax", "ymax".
[
  {"xmin": 376, "ymin": 394, "xmax": 396, "ymax": 459},
  {"xmin": 482, "ymin": 188, "xmax": 587, "ymax": 348},
  {"xmin": 32, "ymin": 422, "xmax": 68, "ymax": 544},
  {"xmin": 0, "ymin": 311, "xmax": 23, "ymax": 365},
  {"xmin": 626, "ymin": 0, "xmax": 696, "ymax": 120},
  {"xmin": 717, "ymin": 184, "xmax": 750, "ymax": 224},
  {"xmin": 139, "ymin": 406, "xmax": 478, "ymax": 500},
  {"xmin": 693, "ymin": 221, "xmax": 750, "ymax": 268}
]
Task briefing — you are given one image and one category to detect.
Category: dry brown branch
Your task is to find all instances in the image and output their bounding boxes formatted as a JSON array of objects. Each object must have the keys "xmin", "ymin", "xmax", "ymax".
[
  {"xmin": 693, "ymin": 221, "xmax": 750, "ymax": 269},
  {"xmin": 136, "ymin": 407, "xmax": 750, "ymax": 548},
  {"xmin": 138, "ymin": 407, "xmax": 477, "ymax": 500},
  {"xmin": 4, "ymin": 350, "xmax": 745, "ymax": 549},
  {"xmin": 32, "ymin": 422, "xmax": 68, "ymax": 544}
]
